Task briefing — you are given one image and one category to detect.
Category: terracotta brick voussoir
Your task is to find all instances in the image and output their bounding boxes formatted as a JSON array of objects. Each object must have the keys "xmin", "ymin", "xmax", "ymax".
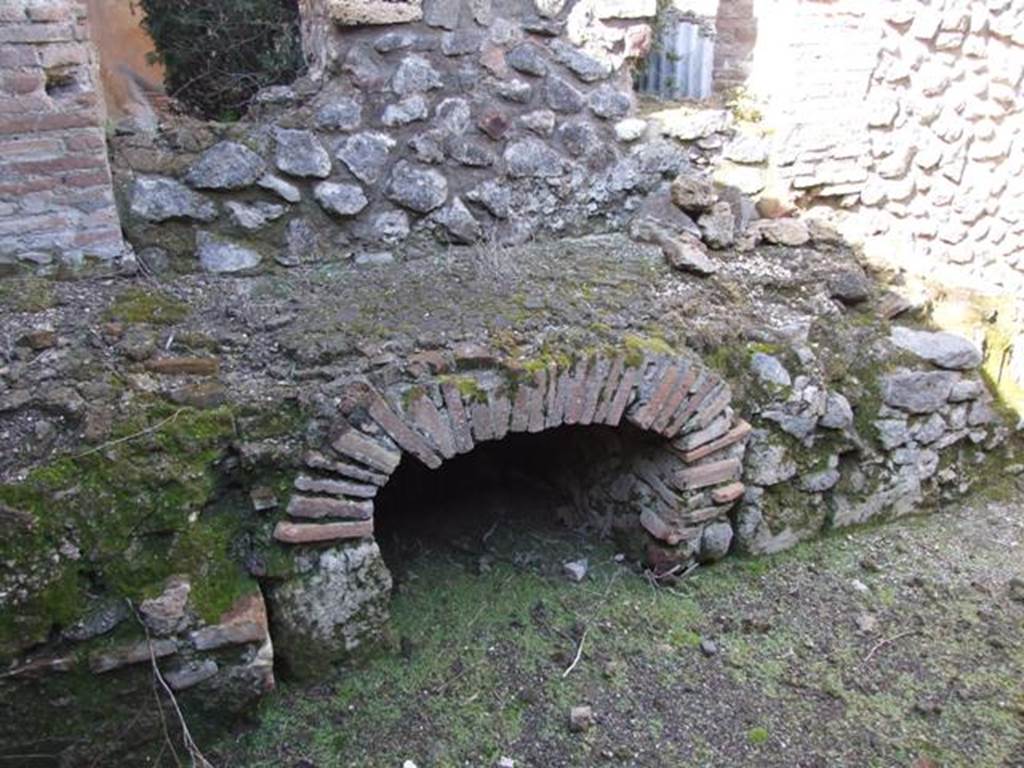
[
  {"xmin": 678, "ymin": 421, "xmax": 753, "ymax": 464},
  {"xmin": 441, "ymin": 380, "xmax": 475, "ymax": 453},
  {"xmin": 286, "ymin": 495, "xmax": 374, "ymax": 520},
  {"xmin": 365, "ymin": 387, "xmax": 443, "ymax": 469},
  {"xmin": 407, "ymin": 391, "xmax": 457, "ymax": 459},
  {"xmin": 273, "ymin": 519, "xmax": 375, "ymax": 544},
  {"xmin": 331, "ymin": 425, "xmax": 402, "ymax": 474},
  {"xmin": 628, "ymin": 363, "xmax": 683, "ymax": 430},
  {"xmin": 673, "ymin": 458, "xmax": 743, "ymax": 491}
]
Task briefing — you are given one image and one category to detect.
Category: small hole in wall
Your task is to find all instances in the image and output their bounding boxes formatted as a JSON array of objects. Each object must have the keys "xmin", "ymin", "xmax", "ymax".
[
  {"xmin": 635, "ymin": 14, "xmax": 716, "ymax": 101},
  {"xmin": 45, "ymin": 66, "xmax": 81, "ymax": 98}
]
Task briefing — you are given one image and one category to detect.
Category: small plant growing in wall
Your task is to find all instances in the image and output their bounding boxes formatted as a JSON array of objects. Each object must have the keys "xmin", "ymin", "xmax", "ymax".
[
  {"xmin": 724, "ymin": 85, "xmax": 763, "ymax": 123},
  {"xmin": 139, "ymin": 0, "xmax": 305, "ymax": 120}
]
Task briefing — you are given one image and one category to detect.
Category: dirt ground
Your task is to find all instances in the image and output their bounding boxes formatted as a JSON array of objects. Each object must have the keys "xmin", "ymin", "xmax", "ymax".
[{"xmin": 211, "ymin": 469, "xmax": 1024, "ymax": 768}]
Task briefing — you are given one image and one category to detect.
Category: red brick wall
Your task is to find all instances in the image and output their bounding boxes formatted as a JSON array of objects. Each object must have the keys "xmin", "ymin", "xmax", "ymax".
[{"xmin": 0, "ymin": 0, "xmax": 123, "ymax": 268}]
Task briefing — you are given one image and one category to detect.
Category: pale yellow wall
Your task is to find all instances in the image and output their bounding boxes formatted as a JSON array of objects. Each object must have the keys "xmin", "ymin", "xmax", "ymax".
[{"xmin": 85, "ymin": 0, "xmax": 164, "ymax": 120}]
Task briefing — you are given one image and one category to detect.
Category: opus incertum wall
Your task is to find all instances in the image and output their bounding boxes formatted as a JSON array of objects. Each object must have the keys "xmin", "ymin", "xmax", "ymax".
[
  {"xmin": 267, "ymin": 349, "xmax": 750, "ymax": 674},
  {"xmin": 114, "ymin": 0, "xmax": 671, "ymax": 271}
]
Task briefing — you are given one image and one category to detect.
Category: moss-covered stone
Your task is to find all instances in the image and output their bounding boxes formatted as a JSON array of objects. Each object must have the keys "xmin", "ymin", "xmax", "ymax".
[
  {"xmin": 0, "ymin": 388, "xmax": 308, "ymax": 762},
  {"xmin": 440, "ymin": 375, "xmax": 490, "ymax": 405},
  {"xmin": 0, "ymin": 395, "xmax": 308, "ymax": 661}
]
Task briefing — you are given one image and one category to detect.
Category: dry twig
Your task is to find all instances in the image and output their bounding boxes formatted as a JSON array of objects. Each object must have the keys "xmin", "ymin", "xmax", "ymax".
[
  {"xmin": 128, "ymin": 600, "xmax": 214, "ymax": 768},
  {"xmin": 76, "ymin": 409, "xmax": 185, "ymax": 458},
  {"xmin": 862, "ymin": 629, "xmax": 918, "ymax": 664},
  {"xmin": 562, "ymin": 628, "xmax": 588, "ymax": 678}
]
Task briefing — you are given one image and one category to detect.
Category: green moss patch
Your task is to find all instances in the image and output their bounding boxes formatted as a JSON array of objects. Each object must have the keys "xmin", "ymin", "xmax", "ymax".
[
  {"xmin": 0, "ymin": 398, "xmax": 301, "ymax": 659},
  {"xmin": 104, "ymin": 287, "xmax": 190, "ymax": 325},
  {"xmin": 0, "ymin": 277, "xmax": 58, "ymax": 313}
]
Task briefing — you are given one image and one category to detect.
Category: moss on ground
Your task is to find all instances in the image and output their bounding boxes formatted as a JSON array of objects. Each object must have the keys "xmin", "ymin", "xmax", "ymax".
[
  {"xmin": 0, "ymin": 276, "xmax": 58, "ymax": 313},
  {"xmin": 213, "ymin": 498, "xmax": 1024, "ymax": 766},
  {"xmin": 103, "ymin": 287, "xmax": 190, "ymax": 325}
]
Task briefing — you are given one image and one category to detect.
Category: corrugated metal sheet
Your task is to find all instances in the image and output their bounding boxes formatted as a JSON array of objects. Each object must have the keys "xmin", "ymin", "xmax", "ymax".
[{"xmin": 635, "ymin": 19, "xmax": 715, "ymax": 100}]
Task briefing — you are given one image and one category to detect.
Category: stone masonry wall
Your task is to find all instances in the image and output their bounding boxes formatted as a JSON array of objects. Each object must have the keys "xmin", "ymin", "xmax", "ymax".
[
  {"xmin": 0, "ymin": 0, "xmax": 123, "ymax": 269},
  {"xmin": 114, "ymin": 0, "xmax": 681, "ymax": 271},
  {"xmin": 742, "ymin": 0, "xmax": 1024, "ymax": 293}
]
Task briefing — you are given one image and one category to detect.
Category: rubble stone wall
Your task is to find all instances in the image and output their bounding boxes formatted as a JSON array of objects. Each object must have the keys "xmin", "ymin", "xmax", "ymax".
[
  {"xmin": 0, "ymin": 0, "xmax": 123, "ymax": 269},
  {"xmin": 113, "ymin": 0, "xmax": 684, "ymax": 271}
]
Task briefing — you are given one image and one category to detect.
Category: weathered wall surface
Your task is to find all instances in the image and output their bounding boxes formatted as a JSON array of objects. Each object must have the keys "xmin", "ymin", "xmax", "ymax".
[
  {"xmin": 730, "ymin": 0, "xmax": 1024, "ymax": 293},
  {"xmin": 0, "ymin": 225, "xmax": 1014, "ymax": 759},
  {"xmin": 84, "ymin": 0, "xmax": 165, "ymax": 125},
  {"xmin": 0, "ymin": 0, "xmax": 123, "ymax": 268}
]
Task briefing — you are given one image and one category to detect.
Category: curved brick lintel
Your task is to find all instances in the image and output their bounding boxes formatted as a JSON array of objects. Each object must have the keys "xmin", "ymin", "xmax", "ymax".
[{"xmin": 276, "ymin": 350, "xmax": 752, "ymax": 556}]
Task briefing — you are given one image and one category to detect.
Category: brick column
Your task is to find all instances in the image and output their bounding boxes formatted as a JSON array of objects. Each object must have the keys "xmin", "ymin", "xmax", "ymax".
[
  {"xmin": 0, "ymin": 0, "xmax": 123, "ymax": 269},
  {"xmin": 713, "ymin": 0, "xmax": 756, "ymax": 95}
]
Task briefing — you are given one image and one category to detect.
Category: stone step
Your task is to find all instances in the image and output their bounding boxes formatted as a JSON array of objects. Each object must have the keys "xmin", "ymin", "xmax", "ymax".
[
  {"xmin": 673, "ymin": 458, "xmax": 743, "ymax": 491},
  {"xmin": 273, "ymin": 519, "xmax": 374, "ymax": 544},
  {"xmin": 677, "ymin": 421, "xmax": 752, "ymax": 464},
  {"xmin": 331, "ymin": 426, "xmax": 402, "ymax": 474},
  {"xmin": 304, "ymin": 451, "xmax": 390, "ymax": 486},
  {"xmin": 286, "ymin": 495, "xmax": 373, "ymax": 520},
  {"xmin": 294, "ymin": 474, "xmax": 378, "ymax": 499}
]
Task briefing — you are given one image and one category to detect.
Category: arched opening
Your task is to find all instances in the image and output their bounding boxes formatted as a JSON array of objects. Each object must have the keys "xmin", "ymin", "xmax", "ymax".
[
  {"xmin": 267, "ymin": 356, "xmax": 747, "ymax": 683},
  {"xmin": 374, "ymin": 424, "xmax": 663, "ymax": 581}
]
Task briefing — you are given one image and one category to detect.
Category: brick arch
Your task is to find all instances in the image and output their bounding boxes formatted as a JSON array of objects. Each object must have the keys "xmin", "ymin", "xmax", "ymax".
[{"xmin": 273, "ymin": 349, "xmax": 752, "ymax": 565}]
